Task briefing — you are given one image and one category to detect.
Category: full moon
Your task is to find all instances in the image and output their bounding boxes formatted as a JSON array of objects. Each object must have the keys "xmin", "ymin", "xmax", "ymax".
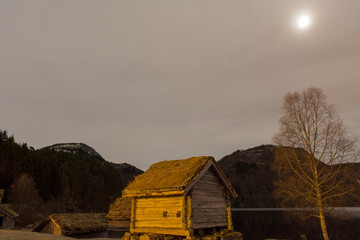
[{"xmin": 297, "ymin": 14, "xmax": 311, "ymax": 29}]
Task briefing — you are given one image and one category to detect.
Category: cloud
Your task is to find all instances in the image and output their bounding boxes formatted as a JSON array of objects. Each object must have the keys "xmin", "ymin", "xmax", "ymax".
[{"xmin": 1, "ymin": 1, "xmax": 360, "ymax": 170}]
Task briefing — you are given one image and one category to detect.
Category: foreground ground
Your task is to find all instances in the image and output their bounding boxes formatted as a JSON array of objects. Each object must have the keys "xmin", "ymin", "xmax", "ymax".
[{"xmin": 0, "ymin": 230, "xmax": 112, "ymax": 240}]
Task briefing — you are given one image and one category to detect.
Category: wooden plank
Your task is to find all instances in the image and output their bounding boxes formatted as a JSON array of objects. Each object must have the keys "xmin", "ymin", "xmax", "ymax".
[
  {"xmin": 226, "ymin": 199, "xmax": 233, "ymax": 230},
  {"xmin": 198, "ymin": 177, "xmax": 220, "ymax": 185},
  {"xmin": 124, "ymin": 190, "xmax": 184, "ymax": 197},
  {"xmin": 192, "ymin": 194, "xmax": 226, "ymax": 200},
  {"xmin": 193, "ymin": 179, "xmax": 223, "ymax": 188},
  {"xmin": 201, "ymin": 172, "xmax": 219, "ymax": 179},
  {"xmin": 192, "ymin": 201, "xmax": 226, "ymax": 206},
  {"xmin": 135, "ymin": 213, "xmax": 181, "ymax": 219},
  {"xmin": 135, "ymin": 210, "xmax": 182, "ymax": 218},
  {"xmin": 135, "ymin": 205, "xmax": 182, "ymax": 209},
  {"xmin": 192, "ymin": 189, "xmax": 225, "ymax": 197},
  {"xmin": 135, "ymin": 202, "xmax": 182, "ymax": 208},
  {"xmin": 192, "ymin": 215, "xmax": 227, "ymax": 221},
  {"xmin": 135, "ymin": 214, "xmax": 180, "ymax": 221},
  {"xmin": 191, "ymin": 202, "xmax": 226, "ymax": 209},
  {"xmin": 136, "ymin": 198, "xmax": 182, "ymax": 205},
  {"xmin": 192, "ymin": 186, "xmax": 224, "ymax": 192},
  {"xmin": 200, "ymin": 174, "xmax": 219, "ymax": 180},
  {"xmin": 135, "ymin": 201, "xmax": 182, "ymax": 206},
  {"xmin": 186, "ymin": 196, "xmax": 192, "ymax": 232},
  {"xmin": 108, "ymin": 220, "xmax": 131, "ymax": 230},
  {"xmin": 192, "ymin": 215, "xmax": 227, "ymax": 223},
  {"xmin": 137, "ymin": 196, "xmax": 182, "ymax": 202},
  {"xmin": 135, "ymin": 208, "xmax": 181, "ymax": 213},
  {"xmin": 182, "ymin": 195, "xmax": 186, "ymax": 230},
  {"xmin": 131, "ymin": 227, "xmax": 189, "ymax": 237},
  {"xmin": 135, "ymin": 220, "xmax": 182, "ymax": 228},
  {"xmin": 139, "ymin": 201, "xmax": 181, "ymax": 204},
  {"xmin": 192, "ymin": 192, "xmax": 225, "ymax": 198},
  {"xmin": 194, "ymin": 179, "xmax": 224, "ymax": 187},
  {"xmin": 192, "ymin": 208, "xmax": 226, "ymax": 215},
  {"xmin": 192, "ymin": 222, "xmax": 227, "ymax": 229},
  {"xmin": 131, "ymin": 198, "xmax": 135, "ymax": 230},
  {"xmin": 191, "ymin": 195, "xmax": 226, "ymax": 203},
  {"xmin": 200, "ymin": 171, "xmax": 219, "ymax": 180},
  {"xmin": 192, "ymin": 180, "xmax": 224, "ymax": 188},
  {"xmin": 135, "ymin": 219, "xmax": 182, "ymax": 224}
]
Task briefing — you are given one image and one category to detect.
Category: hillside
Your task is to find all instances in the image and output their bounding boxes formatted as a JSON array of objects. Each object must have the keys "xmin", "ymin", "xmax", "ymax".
[
  {"xmin": 110, "ymin": 162, "xmax": 143, "ymax": 187},
  {"xmin": 42, "ymin": 143, "xmax": 143, "ymax": 186},
  {"xmin": 42, "ymin": 143, "xmax": 106, "ymax": 161},
  {"xmin": 218, "ymin": 145, "xmax": 279, "ymax": 208},
  {"xmin": 218, "ymin": 145, "xmax": 360, "ymax": 208},
  {"xmin": 0, "ymin": 130, "xmax": 142, "ymax": 228}
]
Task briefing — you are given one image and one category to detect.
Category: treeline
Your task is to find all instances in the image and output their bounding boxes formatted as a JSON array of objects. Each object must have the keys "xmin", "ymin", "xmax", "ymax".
[{"xmin": 0, "ymin": 130, "xmax": 123, "ymax": 214}]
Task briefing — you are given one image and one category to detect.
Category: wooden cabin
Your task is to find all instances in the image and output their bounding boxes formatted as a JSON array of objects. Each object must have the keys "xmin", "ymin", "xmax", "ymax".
[
  {"xmin": 0, "ymin": 189, "xmax": 19, "ymax": 229},
  {"xmin": 122, "ymin": 156, "xmax": 237, "ymax": 239},
  {"xmin": 33, "ymin": 213, "xmax": 107, "ymax": 236},
  {"xmin": 0, "ymin": 204, "xmax": 19, "ymax": 229},
  {"xmin": 106, "ymin": 197, "xmax": 131, "ymax": 230}
]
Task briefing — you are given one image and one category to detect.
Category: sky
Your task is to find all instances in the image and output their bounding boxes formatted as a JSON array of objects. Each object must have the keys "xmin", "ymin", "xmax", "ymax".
[{"xmin": 1, "ymin": 1, "xmax": 360, "ymax": 170}]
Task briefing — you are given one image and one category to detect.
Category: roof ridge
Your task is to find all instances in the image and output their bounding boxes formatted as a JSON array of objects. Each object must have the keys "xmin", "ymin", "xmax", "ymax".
[{"xmin": 123, "ymin": 156, "xmax": 213, "ymax": 197}]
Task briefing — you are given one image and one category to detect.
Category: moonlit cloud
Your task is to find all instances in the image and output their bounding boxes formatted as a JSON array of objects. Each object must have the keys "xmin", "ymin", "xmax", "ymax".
[{"xmin": 1, "ymin": 1, "xmax": 360, "ymax": 170}]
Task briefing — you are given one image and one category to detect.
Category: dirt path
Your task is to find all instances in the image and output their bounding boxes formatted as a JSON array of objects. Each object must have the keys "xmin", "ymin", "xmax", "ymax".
[{"xmin": 0, "ymin": 230, "xmax": 112, "ymax": 240}]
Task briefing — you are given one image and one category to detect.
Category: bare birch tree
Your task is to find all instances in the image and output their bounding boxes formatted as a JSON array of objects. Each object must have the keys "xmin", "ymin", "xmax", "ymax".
[{"xmin": 273, "ymin": 87, "xmax": 357, "ymax": 240}]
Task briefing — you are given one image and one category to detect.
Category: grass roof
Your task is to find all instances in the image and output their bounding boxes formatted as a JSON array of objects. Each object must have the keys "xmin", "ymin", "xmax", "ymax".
[
  {"xmin": 123, "ymin": 156, "xmax": 213, "ymax": 196},
  {"xmin": 0, "ymin": 204, "xmax": 19, "ymax": 217},
  {"xmin": 106, "ymin": 197, "xmax": 131, "ymax": 221},
  {"xmin": 35, "ymin": 213, "xmax": 107, "ymax": 235}
]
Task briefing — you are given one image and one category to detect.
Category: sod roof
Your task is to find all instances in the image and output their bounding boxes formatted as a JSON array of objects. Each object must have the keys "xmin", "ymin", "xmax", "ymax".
[
  {"xmin": 33, "ymin": 213, "xmax": 107, "ymax": 235},
  {"xmin": 0, "ymin": 204, "xmax": 19, "ymax": 217},
  {"xmin": 106, "ymin": 197, "xmax": 131, "ymax": 221},
  {"xmin": 123, "ymin": 156, "xmax": 213, "ymax": 197}
]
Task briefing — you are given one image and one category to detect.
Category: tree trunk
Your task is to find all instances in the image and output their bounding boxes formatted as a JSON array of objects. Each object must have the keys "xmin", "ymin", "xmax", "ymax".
[
  {"xmin": 315, "ymin": 167, "xmax": 330, "ymax": 240},
  {"xmin": 318, "ymin": 207, "xmax": 330, "ymax": 240}
]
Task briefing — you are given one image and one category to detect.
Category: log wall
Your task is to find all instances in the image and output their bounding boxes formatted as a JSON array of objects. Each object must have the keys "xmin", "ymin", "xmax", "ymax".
[
  {"xmin": 133, "ymin": 196, "xmax": 183, "ymax": 229},
  {"xmin": 0, "ymin": 214, "xmax": 15, "ymax": 229},
  {"xmin": 108, "ymin": 220, "xmax": 130, "ymax": 230},
  {"xmin": 191, "ymin": 168, "xmax": 227, "ymax": 229}
]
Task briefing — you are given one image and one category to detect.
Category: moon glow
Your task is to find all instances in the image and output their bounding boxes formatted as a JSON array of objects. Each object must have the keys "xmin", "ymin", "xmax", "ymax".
[{"xmin": 297, "ymin": 14, "xmax": 311, "ymax": 29}]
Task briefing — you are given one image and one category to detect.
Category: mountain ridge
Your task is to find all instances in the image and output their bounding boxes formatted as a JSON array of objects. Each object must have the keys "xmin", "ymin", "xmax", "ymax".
[
  {"xmin": 42, "ymin": 142, "xmax": 105, "ymax": 161},
  {"xmin": 41, "ymin": 142, "xmax": 143, "ymax": 186}
]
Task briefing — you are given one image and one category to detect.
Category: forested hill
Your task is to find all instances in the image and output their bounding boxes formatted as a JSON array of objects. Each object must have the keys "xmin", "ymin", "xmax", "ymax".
[
  {"xmin": 218, "ymin": 145, "xmax": 280, "ymax": 208},
  {"xmin": 218, "ymin": 145, "xmax": 360, "ymax": 208},
  {"xmin": 110, "ymin": 162, "xmax": 144, "ymax": 187},
  {"xmin": 41, "ymin": 143, "xmax": 143, "ymax": 186},
  {"xmin": 0, "ymin": 130, "xmax": 141, "ymax": 214}
]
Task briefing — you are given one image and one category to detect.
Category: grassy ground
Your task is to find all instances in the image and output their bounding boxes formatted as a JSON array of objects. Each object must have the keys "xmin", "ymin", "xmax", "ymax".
[{"xmin": 0, "ymin": 230, "xmax": 111, "ymax": 240}]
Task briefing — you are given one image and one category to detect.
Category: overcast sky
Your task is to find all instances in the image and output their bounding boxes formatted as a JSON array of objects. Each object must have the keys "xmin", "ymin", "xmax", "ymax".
[{"xmin": 1, "ymin": 1, "xmax": 360, "ymax": 170}]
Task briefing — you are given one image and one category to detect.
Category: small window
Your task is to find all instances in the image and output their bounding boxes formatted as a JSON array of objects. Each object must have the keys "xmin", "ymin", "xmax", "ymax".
[
  {"xmin": 163, "ymin": 211, "xmax": 168, "ymax": 218},
  {"xmin": 176, "ymin": 211, "xmax": 181, "ymax": 218}
]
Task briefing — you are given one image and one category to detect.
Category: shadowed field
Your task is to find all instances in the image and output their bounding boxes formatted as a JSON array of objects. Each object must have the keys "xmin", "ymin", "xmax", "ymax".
[{"xmin": 0, "ymin": 230, "xmax": 112, "ymax": 240}]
